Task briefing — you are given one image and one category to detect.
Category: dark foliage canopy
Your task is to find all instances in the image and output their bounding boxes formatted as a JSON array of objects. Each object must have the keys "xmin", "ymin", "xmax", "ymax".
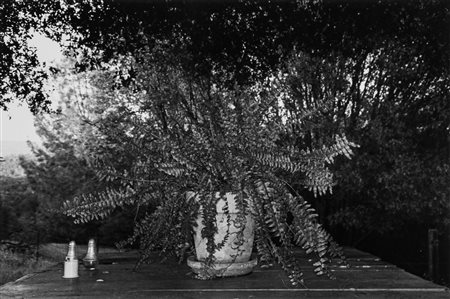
[{"xmin": 1, "ymin": 0, "xmax": 448, "ymax": 112}]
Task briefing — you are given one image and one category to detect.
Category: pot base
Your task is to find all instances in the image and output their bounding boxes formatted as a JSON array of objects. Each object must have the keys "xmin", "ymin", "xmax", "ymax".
[{"xmin": 187, "ymin": 255, "xmax": 257, "ymax": 278}]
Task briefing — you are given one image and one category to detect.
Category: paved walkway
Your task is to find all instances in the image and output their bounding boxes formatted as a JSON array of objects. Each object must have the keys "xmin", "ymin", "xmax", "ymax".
[{"xmin": 0, "ymin": 248, "xmax": 448, "ymax": 298}]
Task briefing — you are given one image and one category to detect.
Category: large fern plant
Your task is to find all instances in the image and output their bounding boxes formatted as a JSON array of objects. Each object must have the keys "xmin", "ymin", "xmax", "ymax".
[{"xmin": 62, "ymin": 53, "xmax": 357, "ymax": 286}]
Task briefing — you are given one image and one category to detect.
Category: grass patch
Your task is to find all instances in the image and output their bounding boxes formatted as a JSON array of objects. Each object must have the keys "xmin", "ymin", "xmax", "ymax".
[{"xmin": 0, "ymin": 249, "xmax": 56, "ymax": 286}]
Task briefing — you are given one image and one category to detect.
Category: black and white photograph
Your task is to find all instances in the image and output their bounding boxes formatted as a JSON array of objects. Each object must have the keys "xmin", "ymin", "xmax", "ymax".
[{"xmin": 0, "ymin": 0, "xmax": 449, "ymax": 298}]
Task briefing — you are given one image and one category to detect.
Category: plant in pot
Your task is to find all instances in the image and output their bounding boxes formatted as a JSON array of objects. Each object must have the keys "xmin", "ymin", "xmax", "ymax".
[{"xmin": 62, "ymin": 53, "xmax": 357, "ymax": 285}]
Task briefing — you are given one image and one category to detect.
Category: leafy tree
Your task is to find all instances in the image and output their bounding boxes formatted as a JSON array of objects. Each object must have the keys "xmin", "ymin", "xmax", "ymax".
[
  {"xmin": 277, "ymin": 39, "xmax": 449, "ymax": 241},
  {"xmin": 0, "ymin": 157, "xmax": 36, "ymax": 247},
  {"xmin": 4, "ymin": 1, "xmax": 448, "ymax": 112},
  {"xmin": 0, "ymin": 156, "xmax": 26, "ymax": 178},
  {"xmin": 0, "ymin": 177, "xmax": 29, "ymax": 241},
  {"xmin": 0, "ymin": 0, "xmax": 56, "ymax": 112},
  {"xmin": 54, "ymin": 1, "xmax": 447, "ymax": 83},
  {"xmin": 17, "ymin": 58, "xmax": 137, "ymax": 246}
]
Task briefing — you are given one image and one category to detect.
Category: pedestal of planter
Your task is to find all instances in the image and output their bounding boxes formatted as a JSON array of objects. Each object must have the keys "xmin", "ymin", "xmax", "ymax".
[{"xmin": 187, "ymin": 255, "xmax": 258, "ymax": 277}]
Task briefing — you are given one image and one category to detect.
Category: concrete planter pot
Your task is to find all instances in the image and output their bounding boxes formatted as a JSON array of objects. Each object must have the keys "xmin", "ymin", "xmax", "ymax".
[{"xmin": 186, "ymin": 192, "xmax": 257, "ymax": 277}]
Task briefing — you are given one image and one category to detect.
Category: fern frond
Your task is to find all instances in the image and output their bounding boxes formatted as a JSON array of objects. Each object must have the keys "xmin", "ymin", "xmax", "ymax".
[
  {"xmin": 245, "ymin": 177, "xmax": 346, "ymax": 285},
  {"xmin": 250, "ymin": 135, "xmax": 357, "ymax": 175},
  {"xmin": 303, "ymin": 166, "xmax": 334, "ymax": 197},
  {"xmin": 62, "ymin": 186, "xmax": 136, "ymax": 224},
  {"xmin": 308, "ymin": 135, "xmax": 358, "ymax": 165},
  {"xmin": 298, "ymin": 135, "xmax": 358, "ymax": 196},
  {"xmin": 157, "ymin": 162, "xmax": 188, "ymax": 177},
  {"xmin": 116, "ymin": 191, "xmax": 197, "ymax": 269},
  {"xmin": 286, "ymin": 194, "xmax": 345, "ymax": 278},
  {"xmin": 252, "ymin": 151, "xmax": 297, "ymax": 173}
]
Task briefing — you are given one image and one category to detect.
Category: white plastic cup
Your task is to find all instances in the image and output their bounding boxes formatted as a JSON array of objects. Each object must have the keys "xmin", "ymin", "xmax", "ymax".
[
  {"xmin": 63, "ymin": 241, "xmax": 79, "ymax": 278},
  {"xmin": 63, "ymin": 259, "xmax": 79, "ymax": 278}
]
